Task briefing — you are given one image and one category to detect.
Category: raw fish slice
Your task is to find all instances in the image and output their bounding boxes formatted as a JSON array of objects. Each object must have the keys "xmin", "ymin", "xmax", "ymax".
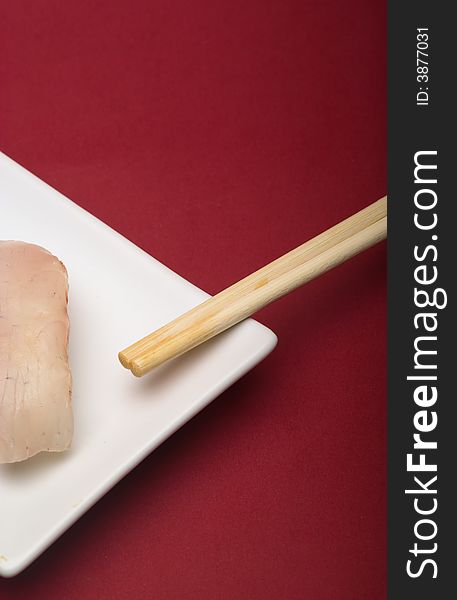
[{"xmin": 0, "ymin": 241, "xmax": 72, "ymax": 463}]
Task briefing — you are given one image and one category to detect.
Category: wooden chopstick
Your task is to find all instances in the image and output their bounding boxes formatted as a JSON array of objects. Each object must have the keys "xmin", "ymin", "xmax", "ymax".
[{"xmin": 119, "ymin": 196, "xmax": 387, "ymax": 376}]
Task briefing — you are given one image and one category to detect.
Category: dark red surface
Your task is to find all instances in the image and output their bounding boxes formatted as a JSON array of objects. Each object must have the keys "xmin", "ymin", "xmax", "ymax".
[{"xmin": 0, "ymin": 1, "xmax": 386, "ymax": 598}]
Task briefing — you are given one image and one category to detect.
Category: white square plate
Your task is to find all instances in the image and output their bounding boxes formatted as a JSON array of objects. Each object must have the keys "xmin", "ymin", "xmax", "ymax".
[{"xmin": 0, "ymin": 152, "xmax": 277, "ymax": 577}]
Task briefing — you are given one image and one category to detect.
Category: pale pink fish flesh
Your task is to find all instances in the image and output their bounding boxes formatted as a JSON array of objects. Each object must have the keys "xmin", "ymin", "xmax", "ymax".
[{"xmin": 0, "ymin": 241, "xmax": 73, "ymax": 463}]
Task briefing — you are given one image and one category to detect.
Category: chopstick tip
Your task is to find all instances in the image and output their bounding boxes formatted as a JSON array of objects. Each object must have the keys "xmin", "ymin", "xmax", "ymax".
[
  {"xmin": 130, "ymin": 360, "xmax": 146, "ymax": 377},
  {"xmin": 118, "ymin": 351, "xmax": 131, "ymax": 369}
]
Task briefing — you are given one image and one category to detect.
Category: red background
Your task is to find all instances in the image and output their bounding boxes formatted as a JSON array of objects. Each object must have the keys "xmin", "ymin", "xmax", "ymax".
[{"xmin": 0, "ymin": 1, "xmax": 386, "ymax": 598}]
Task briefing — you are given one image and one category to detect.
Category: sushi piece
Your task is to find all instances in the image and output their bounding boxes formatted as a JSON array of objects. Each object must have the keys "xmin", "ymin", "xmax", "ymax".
[{"xmin": 0, "ymin": 241, "xmax": 73, "ymax": 463}]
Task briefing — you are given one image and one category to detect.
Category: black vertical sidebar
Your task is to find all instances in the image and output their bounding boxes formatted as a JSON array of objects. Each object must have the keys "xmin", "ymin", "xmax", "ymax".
[{"xmin": 388, "ymin": 2, "xmax": 455, "ymax": 598}]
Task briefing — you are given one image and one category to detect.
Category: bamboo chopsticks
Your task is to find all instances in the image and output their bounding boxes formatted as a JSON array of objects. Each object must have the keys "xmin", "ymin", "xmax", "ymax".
[{"xmin": 119, "ymin": 196, "xmax": 387, "ymax": 376}]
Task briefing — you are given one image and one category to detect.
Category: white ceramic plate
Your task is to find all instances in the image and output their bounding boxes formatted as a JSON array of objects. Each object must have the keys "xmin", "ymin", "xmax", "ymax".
[{"xmin": 0, "ymin": 152, "xmax": 277, "ymax": 577}]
